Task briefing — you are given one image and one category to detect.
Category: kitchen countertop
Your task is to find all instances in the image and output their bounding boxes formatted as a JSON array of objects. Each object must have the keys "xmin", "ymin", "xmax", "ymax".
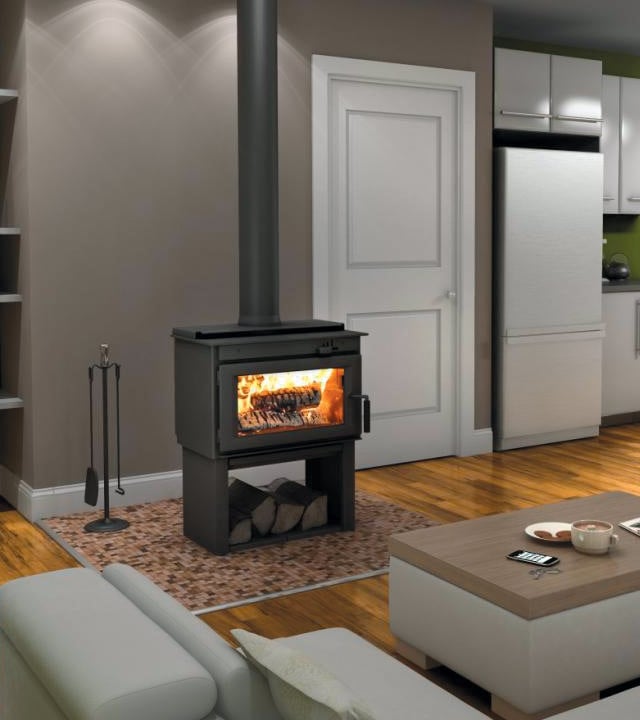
[{"xmin": 602, "ymin": 279, "xmax": 640, "ymax": 293}]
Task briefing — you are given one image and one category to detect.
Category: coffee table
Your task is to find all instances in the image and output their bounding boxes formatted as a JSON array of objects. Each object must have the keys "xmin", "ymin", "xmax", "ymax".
[{"xmin": 389, "ymin": 492, "xmax": 640, "ymax": 720}]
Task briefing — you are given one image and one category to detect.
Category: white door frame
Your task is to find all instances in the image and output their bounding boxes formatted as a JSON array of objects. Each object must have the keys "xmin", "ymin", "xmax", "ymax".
[{"xmin": 312, "ymin": 55, "xmax": 487, "ymax": 458}]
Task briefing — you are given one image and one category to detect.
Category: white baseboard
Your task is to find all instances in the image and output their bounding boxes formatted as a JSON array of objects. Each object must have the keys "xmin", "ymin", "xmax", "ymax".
[
  {"xmin": 0, "ymin": 432, "xmax": 496, "ymax": 521},
  {"xmin": 0, "ymin": 461, "xmax": 306, "ymax": 521},
  {"xmin": 459, "ymin": 427, "xmax": 493, "ymax": 457}
]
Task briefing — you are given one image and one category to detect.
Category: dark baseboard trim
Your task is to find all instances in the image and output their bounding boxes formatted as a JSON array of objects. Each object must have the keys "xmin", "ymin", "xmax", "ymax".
[{"xmin": 601, "ymin": 412, "xmax": 640, "ymax": 427}]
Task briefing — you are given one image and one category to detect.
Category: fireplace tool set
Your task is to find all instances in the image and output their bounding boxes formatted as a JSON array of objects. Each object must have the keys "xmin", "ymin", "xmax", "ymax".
[{"xmin": 83, "ymin": 344, "xmax": 129, "ymax": 533}]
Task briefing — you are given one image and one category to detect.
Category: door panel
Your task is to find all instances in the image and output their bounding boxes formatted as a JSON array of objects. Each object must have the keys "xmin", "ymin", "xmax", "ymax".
[
  {"xmin": 348, "ymin": 310, "xmax": 441, "ymax": 416},
  {"xmin": 347, "ymin": 111, "xmax": 440, "ymax": 267},
  {"xmin": 324, "ymin": 74, "xmax": 457, "ymax": 467},
  {"xmin": 499, "ymin": 333, "xmax": 602, "ymax": 439},
  {"xmin": 496, "ymin": 148, "xmax": 603, "ymax": 334}
]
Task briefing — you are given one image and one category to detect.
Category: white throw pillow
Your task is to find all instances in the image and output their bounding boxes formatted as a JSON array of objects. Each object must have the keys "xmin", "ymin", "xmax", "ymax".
[{"xmin": 231, "ymin": 628, "xmax": 376, "ymax": 720}]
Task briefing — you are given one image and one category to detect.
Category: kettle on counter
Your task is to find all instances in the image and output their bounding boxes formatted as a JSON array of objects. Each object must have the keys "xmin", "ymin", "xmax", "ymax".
[{"xmin": 603, "ymin": 253, "xmax": 631, "ymax": 281}]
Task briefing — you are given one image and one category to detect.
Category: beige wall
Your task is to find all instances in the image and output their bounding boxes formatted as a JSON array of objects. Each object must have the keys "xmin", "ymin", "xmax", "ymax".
[{"xmin": 6, "ymin": 0, "xmax": 492, "ymax": 490}]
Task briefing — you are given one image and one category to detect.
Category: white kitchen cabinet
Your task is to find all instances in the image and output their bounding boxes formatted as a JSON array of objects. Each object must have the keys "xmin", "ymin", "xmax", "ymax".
[
  {"xmin": 494, "ymin": 48, "xmax": 602, "ymax": 136},
  {"xmin": 602, "ymin": 292, "xmax": 640, "ymax": 416},
  {"xmin": 494, "ymin": 48, "xmax": 551, "ymax": 132},
  {"xmin": 620, "ymin": 77, "xmax": 640, "ymax": 214},
  {"xmin": 602, "ymin": 75, "xmax": 621, "ymax": 213},
  {"xmin": 601, "ymin": 75, "xmax": 640, "ymax": 215},
  {"xmin": 550, "ymin": 55, "xmax": 603, "ymax": 135}
]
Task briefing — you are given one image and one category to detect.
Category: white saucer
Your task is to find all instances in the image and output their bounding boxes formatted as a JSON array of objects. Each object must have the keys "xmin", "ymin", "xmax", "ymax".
[{"xmin": 524, "ymin": 522, "xmax": 573, "ymax": 543}]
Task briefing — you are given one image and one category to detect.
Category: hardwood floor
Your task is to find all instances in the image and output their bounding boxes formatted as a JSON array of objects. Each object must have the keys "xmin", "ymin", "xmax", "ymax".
[{"xmin": 3, "ymin": 424, "xmax": 640, "ymax": 717}]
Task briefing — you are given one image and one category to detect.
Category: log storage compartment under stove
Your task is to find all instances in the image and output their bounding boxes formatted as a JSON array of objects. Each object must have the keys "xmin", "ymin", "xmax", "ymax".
[{"xmin": 174, "ymin": 321, "xmax": 368, "ymax": 554}]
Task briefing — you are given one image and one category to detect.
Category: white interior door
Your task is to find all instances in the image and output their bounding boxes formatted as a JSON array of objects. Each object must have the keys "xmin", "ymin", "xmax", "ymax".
[{"xmin": 312, "ymin": 56, "xmax": 477, "ymax": 468}]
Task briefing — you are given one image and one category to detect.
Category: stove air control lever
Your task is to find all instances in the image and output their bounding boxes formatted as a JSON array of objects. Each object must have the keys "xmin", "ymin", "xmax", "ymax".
[
  {"xmin": 316, "ymin": 341, "xmax": 340, "ymax": 355},
  {"xmin": 351, "ymin": 394, "xmax": 371, "ymax": 433}
]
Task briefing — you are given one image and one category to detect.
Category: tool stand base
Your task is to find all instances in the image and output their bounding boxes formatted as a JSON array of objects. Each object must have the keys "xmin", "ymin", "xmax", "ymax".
[{"xmin": 84, "ymin": 517, "xmax": 129, "ymax": 533}]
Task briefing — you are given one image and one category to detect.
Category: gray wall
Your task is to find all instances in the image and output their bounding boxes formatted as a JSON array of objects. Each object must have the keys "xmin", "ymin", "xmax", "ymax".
[{"xmin": 5, "ymin": 0, "xmax": 492, "ymax": 490}]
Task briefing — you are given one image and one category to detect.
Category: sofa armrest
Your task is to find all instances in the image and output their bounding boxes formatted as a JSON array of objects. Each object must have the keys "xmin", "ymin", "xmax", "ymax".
[
  {"xmin": 103, "ymin": 563, "xmax": 283, "ymax": 720},
  {"xmin": 0, "ymin": 568, "xmax": 216, "ymax": 720}
]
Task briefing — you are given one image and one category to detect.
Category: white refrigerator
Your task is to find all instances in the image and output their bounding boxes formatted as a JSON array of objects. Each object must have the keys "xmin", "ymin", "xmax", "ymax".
[{"xmin": 494, "ymin": 147, "xmax": 604, "ymax": 451}]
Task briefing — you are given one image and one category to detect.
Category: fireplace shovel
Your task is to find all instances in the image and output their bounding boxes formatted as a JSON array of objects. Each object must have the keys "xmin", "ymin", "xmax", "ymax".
[{"xmin": 84, "ymin": 366, "xmax": 99, "ymax": 506}]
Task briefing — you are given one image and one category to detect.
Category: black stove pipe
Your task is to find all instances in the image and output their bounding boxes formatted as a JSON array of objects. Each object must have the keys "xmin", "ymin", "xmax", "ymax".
[{"xmin": 237, "ymin": 0, "xmax": 280, "ymax": 326}]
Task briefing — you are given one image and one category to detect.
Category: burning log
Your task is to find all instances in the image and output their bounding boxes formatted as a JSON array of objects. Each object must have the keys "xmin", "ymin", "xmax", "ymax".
[
  {"xmin": 229, "ymin": 506, "xmax": 252, "ymax": 545},
  {"xmin": 251, "ymin": 385, "xmax": 321, "ymax": 411},
  {"xmin": 228, "ymin": 478, "xmax": 276, "ymax": 536},
  {"xmin": 238, "ymin": 408, "xmax": 324, "ymax": 433},
  {"xmin": 268, "ymin": 478, "xmax": 328, "ymax": 531}
]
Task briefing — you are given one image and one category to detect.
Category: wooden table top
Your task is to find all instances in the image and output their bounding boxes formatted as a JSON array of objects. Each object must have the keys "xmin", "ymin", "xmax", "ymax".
[{"xmin": 389, "ymin": 492, "xmax": 640, "ymax": 619}]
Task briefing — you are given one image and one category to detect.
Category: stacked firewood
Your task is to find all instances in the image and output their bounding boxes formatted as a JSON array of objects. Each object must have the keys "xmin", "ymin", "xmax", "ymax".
[{"xmin": 228, "ymin": 476, "xmax": 328, "ymax": 545}]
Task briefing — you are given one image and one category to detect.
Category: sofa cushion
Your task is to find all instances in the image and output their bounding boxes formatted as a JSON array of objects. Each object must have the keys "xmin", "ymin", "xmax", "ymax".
[
  {"xmin": 231, "ymin": 628, "xmax": 376, "ymax": 720},
  {"xmin": 280, "ymin": 628, "xmax": 488, "ymax": 720},
  {"xmin": 103, "ymin": 563, "xmax": 283, "ymax": 720},
  {"xmin": 0, "ymin": 567, "xmax": 216, "ymax": 720}
]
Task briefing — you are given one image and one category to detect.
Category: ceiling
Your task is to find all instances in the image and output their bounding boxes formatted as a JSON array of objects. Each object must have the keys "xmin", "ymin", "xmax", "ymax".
[{"xmin": 483, "ymin": 0, "xmax": 640, "ymax": 56}]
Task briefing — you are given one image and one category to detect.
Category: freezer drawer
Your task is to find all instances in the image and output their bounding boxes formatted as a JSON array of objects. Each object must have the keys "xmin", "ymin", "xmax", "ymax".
[{"xmin": 495, "ymin": 332, "xmax": 602, "ymax": 448}]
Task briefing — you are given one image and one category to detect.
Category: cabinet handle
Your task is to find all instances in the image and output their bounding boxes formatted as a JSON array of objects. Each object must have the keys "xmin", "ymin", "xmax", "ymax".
[
  {"xmin": 499, "ymin": 110, "xmax": 551, "ymax": 119},
  {"xmin": 554, "ymin": 114, "xmax": 603, "ymax": 123},
  {"xmin": 603, "ymin": 196, "xmax": 616, "ymax": 201},
  {"xmin": 636, "ymin": 301, "xmax": 640, "ymax": 358},
  {"xmin": 627, "ymin": 197, "xmax": 640, "ymax": 202}
]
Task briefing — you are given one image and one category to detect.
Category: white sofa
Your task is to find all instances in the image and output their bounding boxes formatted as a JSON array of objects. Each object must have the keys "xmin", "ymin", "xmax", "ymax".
[{"xmin": 0, "ymin": 563, "xmax": 636, "ymax": 720}]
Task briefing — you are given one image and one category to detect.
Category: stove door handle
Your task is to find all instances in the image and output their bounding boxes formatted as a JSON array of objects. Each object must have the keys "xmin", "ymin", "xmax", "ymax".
[{"xmin": 351, "ymin": 394, "xmax": 371, "ymax": 433}]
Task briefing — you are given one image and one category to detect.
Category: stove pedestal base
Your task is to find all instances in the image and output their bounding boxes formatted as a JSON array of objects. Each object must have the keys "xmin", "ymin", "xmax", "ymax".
[{"xmin": 182, "ymin": 441, "xmax": 355, "ymax": 555}]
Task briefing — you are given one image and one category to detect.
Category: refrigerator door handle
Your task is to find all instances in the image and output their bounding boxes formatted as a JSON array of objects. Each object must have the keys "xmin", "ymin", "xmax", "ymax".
[
  {"xmin": 505, "ymin": 323, "xmax": 605, "ymax": 338},
  {"xmin": 505, "ymin": 329, "xmax": 604, "ymax": 346}
]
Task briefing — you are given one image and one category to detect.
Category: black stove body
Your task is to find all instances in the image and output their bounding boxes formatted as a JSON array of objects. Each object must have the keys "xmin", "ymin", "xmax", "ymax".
[{"xmin": 174, "ymin": 321, "xmax": 367, "ymax": 554}]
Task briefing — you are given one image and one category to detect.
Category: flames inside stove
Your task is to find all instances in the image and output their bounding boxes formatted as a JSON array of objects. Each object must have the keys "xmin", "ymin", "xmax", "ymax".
[{"xmin": 237, "ymin": 368, "xmax": 345, "ymax": 435}]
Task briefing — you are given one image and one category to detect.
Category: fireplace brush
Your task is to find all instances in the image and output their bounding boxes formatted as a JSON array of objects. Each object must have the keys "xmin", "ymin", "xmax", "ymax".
[{"xmin": 83, "ymin": 344, "xmax": 129, "ymax": 534}]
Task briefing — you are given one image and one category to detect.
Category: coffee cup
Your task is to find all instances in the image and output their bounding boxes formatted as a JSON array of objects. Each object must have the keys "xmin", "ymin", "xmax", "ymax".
[{"xmin": 571, "ymin": 520, "xmax": 619, "ymax": 555}]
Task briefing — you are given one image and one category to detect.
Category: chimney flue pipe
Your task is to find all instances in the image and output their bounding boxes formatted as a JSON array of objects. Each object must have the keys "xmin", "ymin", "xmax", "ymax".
[{"xmin": 237, "ymin": 0, "xmax": 281, "ymax": 326}]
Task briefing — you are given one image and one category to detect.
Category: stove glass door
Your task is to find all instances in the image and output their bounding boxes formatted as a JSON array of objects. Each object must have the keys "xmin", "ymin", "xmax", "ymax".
[{"xmin": 218, "ymin": 355, "xmax": 361, "ymax": 453}]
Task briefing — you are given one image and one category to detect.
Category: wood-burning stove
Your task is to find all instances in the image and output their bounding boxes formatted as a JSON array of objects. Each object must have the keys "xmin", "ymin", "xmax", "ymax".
[
  {"xmin": 174, "ymin": 321, "xmax": 368, "ymax": 554},
  {"xmin": 172, "ymin": 0, "xmax": 370, "ymax": 554}
]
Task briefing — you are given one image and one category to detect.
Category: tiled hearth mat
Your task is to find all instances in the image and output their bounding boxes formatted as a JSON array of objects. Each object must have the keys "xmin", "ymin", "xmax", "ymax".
[{"xmin": 40, "ymin": 490, "xmax": 436, "ymax": 613}]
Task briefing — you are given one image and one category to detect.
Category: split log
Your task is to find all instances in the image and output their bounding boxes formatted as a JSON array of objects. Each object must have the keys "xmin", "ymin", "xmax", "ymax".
[
  {"xmin": 228, "ymin": 478, "xmax": 276, "ymax": 536},
  {"xmin": 229, "ymin": 506, "xmax": 252, "ymax": 545},
  {"xmin": 268, "ymin": 478, "xmax": 328, "ymax": 531},
  {"xmin": 238, "ymin": 408, "xmax": 323, "ymax": 433},
  {"xmin": 267, "ymin": 489, "xmax": 305, "ymax": 535}
]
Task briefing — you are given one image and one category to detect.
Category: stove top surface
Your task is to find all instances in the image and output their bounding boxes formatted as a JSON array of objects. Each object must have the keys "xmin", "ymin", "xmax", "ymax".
[{"xmin": 173, "ymin": 319, "xmax": 346, "ymax": 340}]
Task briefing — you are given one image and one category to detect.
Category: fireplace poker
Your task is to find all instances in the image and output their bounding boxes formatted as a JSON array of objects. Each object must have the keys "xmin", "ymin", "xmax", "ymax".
[
  {"xmin": 115, "ymin": 363, "xmax": 124, "ymax": 495},
  {"xmin": 83, "ymin": 344, "xmax": 129, "ymax": 533}
]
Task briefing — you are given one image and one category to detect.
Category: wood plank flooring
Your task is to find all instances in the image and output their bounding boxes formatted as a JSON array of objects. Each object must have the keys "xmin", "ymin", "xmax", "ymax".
[{"xmin": 3, "ymin": 424, "xmax": 640, "ymax": 717}]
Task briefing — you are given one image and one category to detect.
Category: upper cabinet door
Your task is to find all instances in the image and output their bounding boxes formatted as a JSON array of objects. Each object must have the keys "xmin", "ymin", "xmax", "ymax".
[
  {"xmin": 494, "ymin": 48, "xmax": 551, "ymax": 132},
  {"xmin": 620, "ymin": 77, "xmax": 640, "ymax": 214},
  {"xmin": 550, "ymin": 55, "xmax": 603, "ymax": 135},
  {"xmin": 602, "ymin": 75, "xmax": 620, "ymax": 214}
]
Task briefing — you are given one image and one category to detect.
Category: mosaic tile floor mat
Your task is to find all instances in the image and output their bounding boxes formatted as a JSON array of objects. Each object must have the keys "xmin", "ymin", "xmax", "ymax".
[{"xmin": 40, "ymin": 490, "xmax": 436, "ymax": 613}]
